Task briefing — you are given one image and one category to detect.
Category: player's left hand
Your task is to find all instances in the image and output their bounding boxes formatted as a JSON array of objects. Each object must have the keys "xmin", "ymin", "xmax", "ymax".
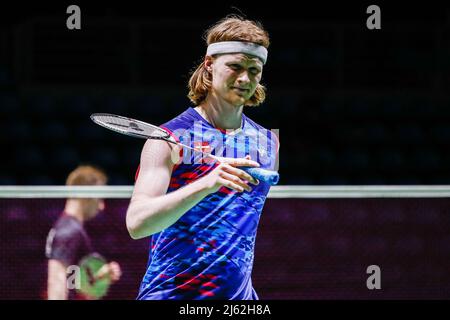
[
  {"xmin": 214, "ymin": 155, "xmax": 260, "ymax": 185},
  {"xmin": 96, "ymin": 261, "xmax": 122, "ymax": 282},
  {"xmin": 107, "ymin": 261, "xmax": 122, "ymax": 282}
]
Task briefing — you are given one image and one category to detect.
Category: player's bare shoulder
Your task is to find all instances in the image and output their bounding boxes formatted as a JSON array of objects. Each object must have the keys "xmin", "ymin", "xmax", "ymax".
[{"xmin": 139, "ymin": 138, "xmax": 180, "ymax": 169}]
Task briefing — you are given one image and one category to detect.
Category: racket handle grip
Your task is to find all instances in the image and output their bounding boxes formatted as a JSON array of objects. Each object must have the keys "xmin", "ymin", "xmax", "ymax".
[{"xmin": 240, "ymin": 167, "xmax": 280, "ymax": 186}]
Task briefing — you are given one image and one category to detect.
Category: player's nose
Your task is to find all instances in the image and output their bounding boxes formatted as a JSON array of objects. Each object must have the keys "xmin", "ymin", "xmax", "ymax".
[{"xmin": 237, "ymin": 71, "xmax": 250, "ymax": 84}]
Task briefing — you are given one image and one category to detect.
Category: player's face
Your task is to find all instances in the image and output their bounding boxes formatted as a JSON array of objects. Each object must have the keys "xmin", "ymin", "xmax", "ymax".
[
  {"xmin": 208, "ymin": 53, "xmax": 263, "ymax": 107},
  {"xmin": 83, "ymin": 198, "xmax": 105, "ymax": 220}
]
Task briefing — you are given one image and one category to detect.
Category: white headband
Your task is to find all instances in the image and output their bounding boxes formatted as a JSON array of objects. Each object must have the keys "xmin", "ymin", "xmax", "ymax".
[{"xmin": 206, "ymin": 41, "xmax": 268, "ymax": 65}]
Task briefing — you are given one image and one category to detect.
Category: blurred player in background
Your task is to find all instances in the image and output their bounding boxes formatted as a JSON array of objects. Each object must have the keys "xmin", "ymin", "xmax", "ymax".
[
  {"xmin": 127, "ymin": 15, "xmax": 279, "ymax": 299},
  {"xmin": 45, "ymin": 165, "xmax": 122, "ymax": 300}
]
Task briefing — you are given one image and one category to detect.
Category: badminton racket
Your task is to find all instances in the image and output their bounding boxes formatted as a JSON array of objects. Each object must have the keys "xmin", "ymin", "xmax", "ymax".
[{"xmin": 90, "ymin": 113, "xmax": 279, "ymax": 185}]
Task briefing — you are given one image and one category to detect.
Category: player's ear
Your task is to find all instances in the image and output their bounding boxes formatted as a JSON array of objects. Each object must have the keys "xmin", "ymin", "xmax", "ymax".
[
  {"xmin": 204, "ymin": 55, "xmax": 213, "ymax": 73},
  {"xmin": 98, "ymin": 199, "xmax": 105, "ymax": 211}
]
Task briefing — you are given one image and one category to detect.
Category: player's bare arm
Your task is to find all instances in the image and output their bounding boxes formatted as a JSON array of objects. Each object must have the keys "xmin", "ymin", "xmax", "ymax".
[{"xmin": 47, "ymin": 259, "xmax": 68, "ymax": 300}]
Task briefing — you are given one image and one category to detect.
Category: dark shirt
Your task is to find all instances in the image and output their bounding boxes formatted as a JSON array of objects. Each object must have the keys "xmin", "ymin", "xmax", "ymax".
[{"xmin": 45, "ymin": 213, "xmax": 93, "ymax": 267}]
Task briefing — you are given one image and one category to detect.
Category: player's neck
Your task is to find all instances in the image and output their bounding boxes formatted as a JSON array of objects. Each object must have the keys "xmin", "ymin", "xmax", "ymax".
[
  {"xmin": 64, "ymin": 200, "xmax": 85, "ymax": 223},
  {"xmin": 198, "ymin": 96, "xmax": 243, "ymax": 130}
]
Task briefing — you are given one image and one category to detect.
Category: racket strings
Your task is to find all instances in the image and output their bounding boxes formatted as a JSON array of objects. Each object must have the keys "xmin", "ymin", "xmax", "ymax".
[{"xmin": 92, "ymin": 114, "xmax": 170, "ymax": 139}]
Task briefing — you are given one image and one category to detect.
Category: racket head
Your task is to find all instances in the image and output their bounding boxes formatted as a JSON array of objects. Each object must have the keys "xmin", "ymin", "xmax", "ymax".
[
  {"xmin": 77, "ymin": 253, "xmax": 111, "ymax": 300},
  {"xmin": 90, "ymin": 113, "xmax": 171, "ymax": 140}
]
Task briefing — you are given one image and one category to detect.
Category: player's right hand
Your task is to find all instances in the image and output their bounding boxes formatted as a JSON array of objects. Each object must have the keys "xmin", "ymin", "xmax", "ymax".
[{"xmin": 200, "ymin": 155, "xmax": 260, "ymax": 194}]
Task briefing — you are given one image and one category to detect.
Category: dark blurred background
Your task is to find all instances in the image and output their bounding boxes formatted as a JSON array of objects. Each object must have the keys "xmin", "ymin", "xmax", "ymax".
[{"xmin": 1, "ymin": 2, "xmax": 450, "ymax": 185}]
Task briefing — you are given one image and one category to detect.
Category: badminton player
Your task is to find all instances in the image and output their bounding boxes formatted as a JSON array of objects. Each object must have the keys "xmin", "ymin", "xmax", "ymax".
[
  {"xmin": 126, "ymin": 15, "xmax": 279, "ymax": 300},
  {"xmin": 45, "ymin": 165, "xmax": 122, "ymax": 300}
]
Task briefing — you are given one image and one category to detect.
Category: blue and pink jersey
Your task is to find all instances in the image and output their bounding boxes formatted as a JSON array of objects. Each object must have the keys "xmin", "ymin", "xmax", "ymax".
[{"xmin": 137, "ymin": 107, "xmax": 278, "ymax": 300}]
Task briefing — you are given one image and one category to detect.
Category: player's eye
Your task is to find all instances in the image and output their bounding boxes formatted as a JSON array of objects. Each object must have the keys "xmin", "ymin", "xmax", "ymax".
[
  {"xmin": 249, "ymin": 68, "xmax": 260, "ymax": 75},
  {"xmin": 228, "ymin": 64, "xmax": 242, "ymax": 71}
]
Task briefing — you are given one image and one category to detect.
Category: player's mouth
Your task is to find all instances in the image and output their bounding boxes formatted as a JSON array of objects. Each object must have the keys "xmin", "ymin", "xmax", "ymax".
[{"xmin": 232, "ymin": 87, "xmax": 250, "ymax": 94}]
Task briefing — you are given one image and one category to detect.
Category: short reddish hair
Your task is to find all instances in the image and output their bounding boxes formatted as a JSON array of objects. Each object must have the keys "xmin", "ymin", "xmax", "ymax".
[{"xmin": 65, "ymin": 165, "xmax": 107, "ymax": 186}]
